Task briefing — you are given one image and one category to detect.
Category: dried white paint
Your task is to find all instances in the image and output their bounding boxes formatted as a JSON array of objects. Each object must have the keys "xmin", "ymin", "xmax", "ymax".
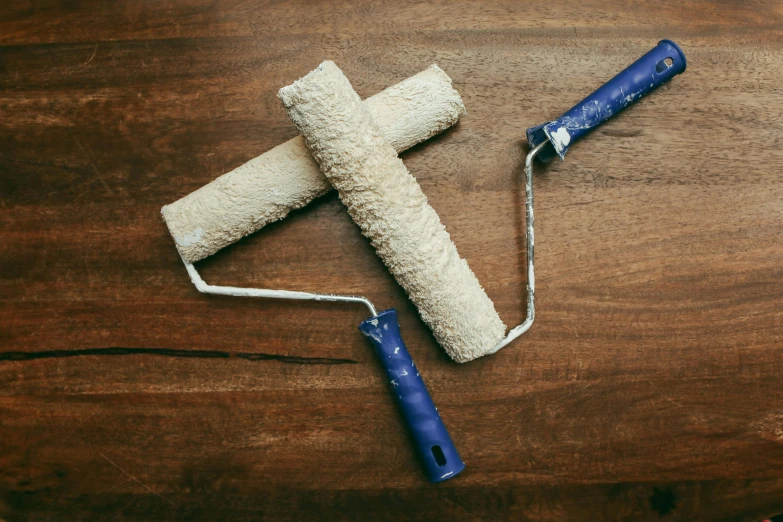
[
  {"xmin": 174, "ymin": 227, "xmax": 204, "ymax": 248},
  {"xmin": 549, "ymin": 127, "xmax": 571, "ymax": 153},
  {"xmin": 162, "ymin": 65, "xmax": 466, "ymax": 263},
  {"xmin": 278, "ymin": 61, "xmax": 505, "ymax": 363}
]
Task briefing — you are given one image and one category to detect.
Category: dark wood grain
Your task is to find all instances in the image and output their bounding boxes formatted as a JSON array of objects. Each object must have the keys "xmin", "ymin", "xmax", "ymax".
[{"xmin": 2, "ymin": 1, "xmax": 783, "ymax": 520}]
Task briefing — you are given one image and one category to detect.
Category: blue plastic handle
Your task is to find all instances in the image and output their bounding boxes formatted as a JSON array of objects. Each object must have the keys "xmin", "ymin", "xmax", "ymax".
[
  {"xmin": 527, "ymin": 39, "xmax": 687, "ymax": 162},
  {"xmin": 359, "ymin": 309, "xmax": 465, "ymax": 483}
]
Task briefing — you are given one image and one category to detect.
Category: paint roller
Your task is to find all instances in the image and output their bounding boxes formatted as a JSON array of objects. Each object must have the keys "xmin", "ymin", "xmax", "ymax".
[
  {"xmin": 271, "ymin": 42, "xmax": 687, "ymax": 477},
  {"xmin": 163, "ymin": 65, "xmax": 470, "ymax": 482},
  {"xmin": 278, "ymin": 62, "xmax": 506, "ymax": 364},
  {"xmin": 162, "ymin": 65, "xmax": 466, "ymax": 264}
]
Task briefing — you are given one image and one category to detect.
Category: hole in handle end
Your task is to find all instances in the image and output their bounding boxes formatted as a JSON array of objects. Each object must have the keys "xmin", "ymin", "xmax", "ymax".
[{"xmin": 431, "ymin": 445, "xmax": 447, "ymax": 467}]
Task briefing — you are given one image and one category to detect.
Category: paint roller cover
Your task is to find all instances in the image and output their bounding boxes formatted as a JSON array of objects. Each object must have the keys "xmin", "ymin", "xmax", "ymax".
[
  {"xmin": 278, "ymin": 61, "xmax": 506, "ymax": 363},
  {"xmin": 161, "ymin": 65, "xmax": 466, "ymax": 264}
]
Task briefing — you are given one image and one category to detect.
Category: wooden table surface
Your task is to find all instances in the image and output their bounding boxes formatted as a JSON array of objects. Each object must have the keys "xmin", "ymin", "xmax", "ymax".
[{"xmin": 2, "ymin": 1, "xmax": 782, "ymax": 520}]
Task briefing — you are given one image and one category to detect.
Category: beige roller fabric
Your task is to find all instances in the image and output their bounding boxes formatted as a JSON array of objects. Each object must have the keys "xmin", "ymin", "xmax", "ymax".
[
  {"xmin": 278, "ymin": 61, "xmax": 505, "ymax": 363},
  {"xmin": 162, "ymin": 65, "xmax": 465, "ymax": 264}
]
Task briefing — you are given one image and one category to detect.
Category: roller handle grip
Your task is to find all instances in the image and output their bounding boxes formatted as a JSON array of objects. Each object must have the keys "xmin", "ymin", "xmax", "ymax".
[
  {"xmin": 527, "ymin": 39, "xmax": 686, "ymax": 161},
  {"xmin": 359, "ymin": 309, "xmax": 465, "ymax": 483}
]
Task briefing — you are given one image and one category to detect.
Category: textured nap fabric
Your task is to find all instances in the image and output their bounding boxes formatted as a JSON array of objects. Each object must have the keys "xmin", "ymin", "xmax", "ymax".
[
  {"xmin": 162, "ymin": 65, "xmax": 466, "ymax": 263},
  {"xmin": 278, "ymin": 61, "xmax": 506, "ymax": 363}
]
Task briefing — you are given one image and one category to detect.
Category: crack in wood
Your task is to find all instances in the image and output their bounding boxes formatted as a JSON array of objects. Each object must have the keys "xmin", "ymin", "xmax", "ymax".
[{"xmin": 0, "ymin": 347, "xmax": 358, "ymax": 365}]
